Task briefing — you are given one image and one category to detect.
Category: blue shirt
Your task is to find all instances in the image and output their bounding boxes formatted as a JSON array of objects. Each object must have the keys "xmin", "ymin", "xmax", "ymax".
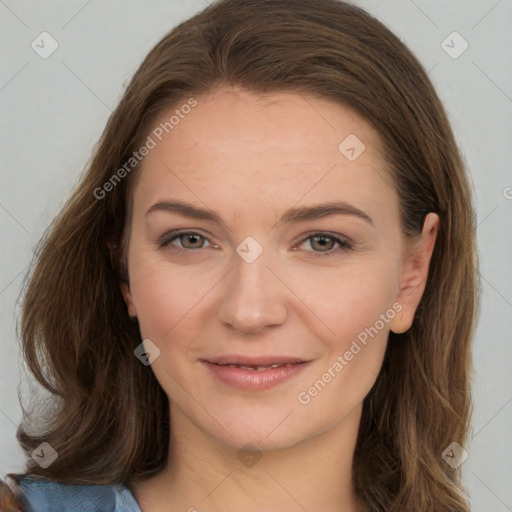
[{"xmin": 2, "ymin": 475, "xmax": 142, "ymax": 512}]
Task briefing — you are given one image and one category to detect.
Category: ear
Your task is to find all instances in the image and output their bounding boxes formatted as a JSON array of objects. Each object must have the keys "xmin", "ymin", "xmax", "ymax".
[
  {"xmin": 390, "ymin": 213, "xmax": 439, "ymax": 334},
  {"xmin": 108, "ymin": 241, "xmax": 137, "ymax": 318}
]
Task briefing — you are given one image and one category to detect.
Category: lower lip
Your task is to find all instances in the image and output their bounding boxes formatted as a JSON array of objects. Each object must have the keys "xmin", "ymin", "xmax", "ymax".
[{"xmin": 202, "ymin": 361, "xmax": 310, "ymax": 391}]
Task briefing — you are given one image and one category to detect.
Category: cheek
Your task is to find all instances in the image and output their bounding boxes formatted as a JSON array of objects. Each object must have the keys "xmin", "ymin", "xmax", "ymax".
[
  {"xmin": 285, "ymin": 257, "xmax": 399, "ymax": 404},
  {"xmin": 126, "ymin": 246, "xmax": 224, "ymax": 357},
  {"xmin": 129, "ymin": 265, "xmax": 203, "ymax": 337},
  {"xmin": 282, "ymin": 255, "xmax": 400, "ymax": 338},
  {"xmin": 293, "ymin": 270, "xmax": 396, "ymax": 413}
]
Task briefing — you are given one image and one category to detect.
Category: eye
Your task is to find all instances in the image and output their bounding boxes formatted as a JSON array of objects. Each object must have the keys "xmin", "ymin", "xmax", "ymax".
[
  {"xmin": 158, "ymin": 230, "xmax": 215, "ymax": 254},
  {"xmin": 295, "ymin": 232, "xmax": 353, "ymax": 256}
]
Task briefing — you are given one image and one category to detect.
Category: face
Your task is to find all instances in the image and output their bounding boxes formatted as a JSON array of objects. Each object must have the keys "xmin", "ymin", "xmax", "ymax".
[{"xmin": 122, "ymin": 86, "xmax": 436, "ymax": 452}]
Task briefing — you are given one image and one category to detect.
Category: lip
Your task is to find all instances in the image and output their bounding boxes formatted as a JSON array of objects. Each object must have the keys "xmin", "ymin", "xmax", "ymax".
[{"xmin": 201, "ymin": 357, "xmax": 311, "ymax": 391}]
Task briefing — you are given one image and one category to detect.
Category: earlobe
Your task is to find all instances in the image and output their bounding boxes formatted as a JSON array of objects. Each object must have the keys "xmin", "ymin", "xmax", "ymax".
[
  {"xmin": 391, "ymin": 213, "xmax": 439, "ymax": 334},
  {"xmin": 107, "ymin": 241, "xmax": 136, "ymax": 317},
  {"xmin": 121, "ymin": 282, "xmax": 137, "ymax": 317},
  {"xmin": 389, "ymin": 306, "xmax": 409, "ymax": 334}
]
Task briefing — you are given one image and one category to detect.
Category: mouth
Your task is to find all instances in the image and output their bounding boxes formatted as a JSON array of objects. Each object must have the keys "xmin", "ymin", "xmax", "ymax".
[
  {"xmin": 204, "ymin": 355, "xmax": 306, "ymax": 367},
  {"xmin": 207, "ymin": 361, "xmax": 302, "ymax": 372},
  {"xmin": 201, "ymin": 356, "xmax": 310, "ymax": 391},
  {"xmin": 211, "ymin": 362, "xmax": 300, "ymax": 371}
]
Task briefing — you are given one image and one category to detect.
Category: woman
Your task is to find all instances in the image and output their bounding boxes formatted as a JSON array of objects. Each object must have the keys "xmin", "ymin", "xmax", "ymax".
[{"xmin": 1, "ymin": 0, "xmax": 478, "ymax": 510}]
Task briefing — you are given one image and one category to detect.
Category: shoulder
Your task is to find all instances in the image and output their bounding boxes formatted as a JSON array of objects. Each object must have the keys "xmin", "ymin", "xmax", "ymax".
[{"xmin": 0, "ymin": 475, "xmax": 141, "ymax": 512}]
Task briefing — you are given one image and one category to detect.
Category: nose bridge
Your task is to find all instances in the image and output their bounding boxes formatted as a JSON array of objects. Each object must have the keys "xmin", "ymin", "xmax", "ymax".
[{"xmin": 217, "ymin": 238, "xmax": 287, "ymax": 333}]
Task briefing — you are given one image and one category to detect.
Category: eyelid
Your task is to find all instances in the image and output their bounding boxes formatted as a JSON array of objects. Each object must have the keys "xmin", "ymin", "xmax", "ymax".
[
  {"xmin": 292, "ymin": 231, "xmax": 353, "ymax": 254},
  {"xmin": 157, "ymin": 229, "xmax": 214, "ymax": 249},
  {"xmin": 293, "ymin": 230, "xmax": 353, "ymax": 245}
]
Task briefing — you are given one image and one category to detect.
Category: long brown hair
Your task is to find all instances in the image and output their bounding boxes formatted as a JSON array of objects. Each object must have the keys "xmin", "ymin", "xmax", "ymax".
[{"xmin": 9, "ymin": 1, "xmax": 478, "ymax": 510}]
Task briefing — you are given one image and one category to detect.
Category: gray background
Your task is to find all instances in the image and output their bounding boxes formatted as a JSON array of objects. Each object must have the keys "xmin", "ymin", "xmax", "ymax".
[{"xmin": 1, "ymin": 1, "xmax": 511, "ymax": 510}]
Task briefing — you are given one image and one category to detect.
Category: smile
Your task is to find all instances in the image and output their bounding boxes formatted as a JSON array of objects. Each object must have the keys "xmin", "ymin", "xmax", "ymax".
[{"xmin": 201, "ymin": 358, "xmax": 310, "ymax": 391}]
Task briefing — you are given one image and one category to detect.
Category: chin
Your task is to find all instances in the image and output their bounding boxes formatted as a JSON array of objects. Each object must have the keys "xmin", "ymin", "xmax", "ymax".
[{"xmin": 194, "ymin": 403, "xmax": 317, "ymax": 453}]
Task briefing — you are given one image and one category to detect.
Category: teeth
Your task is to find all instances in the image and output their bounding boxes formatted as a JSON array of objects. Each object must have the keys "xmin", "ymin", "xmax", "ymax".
[{"xmin": 224, "ymin": 363, "xmax": 290, "ymax": 370}]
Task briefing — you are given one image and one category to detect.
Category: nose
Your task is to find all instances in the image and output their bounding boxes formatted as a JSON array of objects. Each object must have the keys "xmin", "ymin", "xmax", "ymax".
[{"xmin": 217, "ymin": 246, "xmax": 287, "ymax": 334}]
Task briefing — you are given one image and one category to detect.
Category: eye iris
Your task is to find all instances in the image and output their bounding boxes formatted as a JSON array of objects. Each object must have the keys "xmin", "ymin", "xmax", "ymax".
[
  {"xmin": 181, "ymin": 234, "xmax": 204, "ymax": 249},
  {"xmin": 311, "ymin": 235, "xmax": 334, "ymax": 252}
]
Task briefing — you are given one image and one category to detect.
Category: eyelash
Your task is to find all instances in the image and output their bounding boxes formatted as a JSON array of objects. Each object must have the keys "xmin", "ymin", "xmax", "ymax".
[{"xmin": 158, "ymin": 230, "xmax": 353, "ymax": 257}]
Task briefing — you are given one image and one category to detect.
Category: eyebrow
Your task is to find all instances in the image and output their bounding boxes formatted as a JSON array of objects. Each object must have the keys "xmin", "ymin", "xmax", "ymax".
[{"xmin": 146, "ymin": 199, "xmax": 374, "ymax": 228}]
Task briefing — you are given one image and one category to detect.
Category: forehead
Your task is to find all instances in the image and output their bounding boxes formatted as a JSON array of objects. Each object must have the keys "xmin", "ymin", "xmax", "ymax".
[{"xmin": 133, "ymin": 86, "xmax": 397, "ymax": 222}]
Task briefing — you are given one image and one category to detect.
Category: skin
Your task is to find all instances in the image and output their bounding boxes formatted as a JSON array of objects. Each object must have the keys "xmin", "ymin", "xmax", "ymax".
[{"xmin": 122, "ymin": 86, "xmax": 439, "ymax": 512}]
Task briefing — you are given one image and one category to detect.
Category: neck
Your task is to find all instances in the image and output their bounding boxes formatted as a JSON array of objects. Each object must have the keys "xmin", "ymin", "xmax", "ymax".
[{"xmin": 133, "ymin": 404, "xmax": 365, "ymax": 512}]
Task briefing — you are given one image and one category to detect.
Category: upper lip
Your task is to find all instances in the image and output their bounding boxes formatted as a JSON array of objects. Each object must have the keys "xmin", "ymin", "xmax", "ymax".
[{"xmin": 203, "ymin": 355, "xmax": 307, "ymax": 366}]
